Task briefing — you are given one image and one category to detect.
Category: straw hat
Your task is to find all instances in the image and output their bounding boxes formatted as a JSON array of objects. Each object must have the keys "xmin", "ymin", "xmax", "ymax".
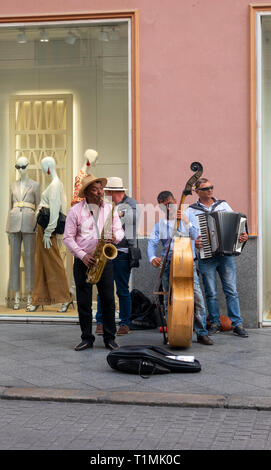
[
  {"xmin": 104, "ymin": 176, "xmax": 127, "ymax": 191},
  {"xmin": 78, "ymin": 173, "xmax": 107, "ymax": 198}
]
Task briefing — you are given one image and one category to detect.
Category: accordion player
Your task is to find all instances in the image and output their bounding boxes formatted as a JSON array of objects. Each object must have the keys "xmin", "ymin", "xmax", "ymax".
[{"xmin": 196, "ymin": 211, "xmax": 248, "ymax": 259}]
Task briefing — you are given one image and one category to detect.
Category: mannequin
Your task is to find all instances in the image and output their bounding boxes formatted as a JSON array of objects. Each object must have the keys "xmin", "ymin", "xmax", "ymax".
[
  {"xmin": 58, "ymin": 148, "xmax": 98, "ymax": 313},
  {"xmin": 6, "ymin": 156, "xmax": 40, "ymax": 309},
  {"xmin": 71, "ymin": 149, "xmax": 98, "ymax": 206},
  {"xmin": 28, "ymin": 156, "xmax": 70, "ymax": 311}
]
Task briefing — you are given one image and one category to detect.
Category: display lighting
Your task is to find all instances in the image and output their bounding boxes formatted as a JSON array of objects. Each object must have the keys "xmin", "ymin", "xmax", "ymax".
[
  {"xmin": 16, "ymin": 30, "xmax": 27, "ymax": 44},
  {"xmin": 39, "ymin": 30, "xmax": 49, "ymax": 43},
  {"xmin": 65, "ymin": 31, "xmax": 77, "ymax": 45}
]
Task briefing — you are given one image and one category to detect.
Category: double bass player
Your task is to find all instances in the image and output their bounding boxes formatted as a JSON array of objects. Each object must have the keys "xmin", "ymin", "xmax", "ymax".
[{"xmin": 147, "ymin": 190, "xmax": 213, "ymax": 346}]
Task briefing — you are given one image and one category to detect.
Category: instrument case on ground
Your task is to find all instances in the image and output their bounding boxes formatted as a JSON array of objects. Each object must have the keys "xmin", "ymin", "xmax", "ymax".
[{"xmin": 107, "ymin": 345, "xmax": 201, "ymax": 377}]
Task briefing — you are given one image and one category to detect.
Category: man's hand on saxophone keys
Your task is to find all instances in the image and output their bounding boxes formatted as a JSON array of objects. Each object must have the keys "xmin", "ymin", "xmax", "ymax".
[
  {"xmin": 82, "ymin": 254, "xmax": 96, "ymax": 268},
  {"xmin": 151, "ymin": 257, "xmax": 162, "ymax": 268},
  {"xmin": 104, "ymin": 235, "xmax": 117, "ymax": 244}
]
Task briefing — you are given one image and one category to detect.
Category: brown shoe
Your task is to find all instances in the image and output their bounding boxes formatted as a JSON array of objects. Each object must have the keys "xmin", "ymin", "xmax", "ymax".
[
  {"xmin": 95, "ymin": 324, "xmax": 103, "ymax": 335},
  {"xmin": 197, "ymin": 335, "xmax": 213, "ymax": 345},
  {"xmin": 116, "ymin": 325, "xmax": 131, "ymax": 336}
]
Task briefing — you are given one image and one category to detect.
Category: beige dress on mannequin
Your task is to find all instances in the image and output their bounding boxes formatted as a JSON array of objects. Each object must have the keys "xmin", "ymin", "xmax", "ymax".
[{"xmin": 31, "ymin": 157, "xmax": 70, "ymax": 307}]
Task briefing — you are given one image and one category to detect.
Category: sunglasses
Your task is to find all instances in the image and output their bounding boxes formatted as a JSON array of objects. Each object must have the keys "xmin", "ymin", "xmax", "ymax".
[
  {"xmin": 15, "ymin": 164, "xmax": 28, "ymax": 170},
  {"xmin": 197, "ymin": 185, "xmax": 214, "ymax": 192}
]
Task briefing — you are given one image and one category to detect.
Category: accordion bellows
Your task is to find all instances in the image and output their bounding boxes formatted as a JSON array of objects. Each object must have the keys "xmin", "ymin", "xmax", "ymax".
[{"xmin": 196, "ymin": 211, "xmax": 248, "ymax": 259}]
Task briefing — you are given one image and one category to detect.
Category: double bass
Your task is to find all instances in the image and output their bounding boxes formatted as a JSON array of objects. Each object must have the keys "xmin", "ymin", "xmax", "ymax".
[{"xmin": 155, "ymin": 162, "xmax": 203, "ymax": 347}]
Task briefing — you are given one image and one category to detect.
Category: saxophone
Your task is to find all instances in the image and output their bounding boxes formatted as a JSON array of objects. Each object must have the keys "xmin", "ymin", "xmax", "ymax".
[{"xmin": 86, "ymin": 201, "xmax": 118, "ymax": 284}]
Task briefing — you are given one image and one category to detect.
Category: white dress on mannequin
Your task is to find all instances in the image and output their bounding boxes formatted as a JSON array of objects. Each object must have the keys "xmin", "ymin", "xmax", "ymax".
[{"xmin": 39, "ymin": 174, "xmax": 66, "ymax": 239}]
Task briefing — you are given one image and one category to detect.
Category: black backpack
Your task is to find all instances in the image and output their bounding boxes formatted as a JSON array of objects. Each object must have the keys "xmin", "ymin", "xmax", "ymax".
[
  {"xmin": 130, "ymin": 289, "xmax": 158, "ymax": 330},
  {"xmin": 107, "ymin": 345, "xmax": 201, "ymax": 377}
]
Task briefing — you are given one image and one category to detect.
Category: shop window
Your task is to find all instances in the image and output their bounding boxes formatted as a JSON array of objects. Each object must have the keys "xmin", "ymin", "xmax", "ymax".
[{"xmin": 0, "ymin": 20, "xmax": 130, "ymax": 316}]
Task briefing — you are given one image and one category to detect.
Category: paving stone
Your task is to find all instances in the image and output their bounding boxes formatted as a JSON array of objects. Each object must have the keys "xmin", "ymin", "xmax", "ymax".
[
  {"xmin": 0, "ymin": 401, "xmax": 270, "ymax": 450},
  {"xmin": 1, "ymin": 324, "xmax": 271, "ymax": 449}
]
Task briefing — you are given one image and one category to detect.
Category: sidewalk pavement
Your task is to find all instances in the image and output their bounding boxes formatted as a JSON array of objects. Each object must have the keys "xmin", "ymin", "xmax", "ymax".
[{"xmin": 0, "ymin": 321, "xmax": 271, "ymax": 410}]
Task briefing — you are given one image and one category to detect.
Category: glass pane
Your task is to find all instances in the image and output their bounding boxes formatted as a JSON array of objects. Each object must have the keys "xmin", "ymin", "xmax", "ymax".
[{"xmin": 0, "ymin": 21, "xmax": 129, "ymax": 316}]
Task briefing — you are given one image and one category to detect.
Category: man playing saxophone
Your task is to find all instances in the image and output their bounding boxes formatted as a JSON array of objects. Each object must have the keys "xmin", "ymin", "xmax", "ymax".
[{"xmin": 63, "ymin": 174, "xmax": 124, "ymax": 351}]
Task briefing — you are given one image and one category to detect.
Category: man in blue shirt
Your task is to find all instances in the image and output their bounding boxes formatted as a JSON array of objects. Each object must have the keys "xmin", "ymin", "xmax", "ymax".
[
  {"xmin": 147, "ymin": 190, "xmax": 213, "ymax": 345},
  {"xmin": 95, "ymin": 177, "xmax": 138, "ymax": 336},
  {"xmin": 189, "ymin": 178, "xmax": 248, "ymax": 338}
]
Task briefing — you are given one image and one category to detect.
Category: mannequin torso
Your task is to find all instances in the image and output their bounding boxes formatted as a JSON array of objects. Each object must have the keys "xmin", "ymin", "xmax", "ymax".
[{"xmin": 40, "ymin": 157, "xmax": 67, "ymax": 248}]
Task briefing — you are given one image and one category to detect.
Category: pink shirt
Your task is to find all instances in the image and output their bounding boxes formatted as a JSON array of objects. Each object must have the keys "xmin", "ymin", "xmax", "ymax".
[{"xmin": 63, "ymin": 200, "xmax": 124, "ymax": 260}]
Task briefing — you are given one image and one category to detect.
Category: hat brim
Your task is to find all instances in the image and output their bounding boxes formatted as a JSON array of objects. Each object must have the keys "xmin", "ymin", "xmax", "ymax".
[
  {"xmin": 78, "ymin": 177, "xmax": 107, "ymax": 198},
  {"xmin": 104, "ymin": 187, "xmax": 127, "ymax": 191}
]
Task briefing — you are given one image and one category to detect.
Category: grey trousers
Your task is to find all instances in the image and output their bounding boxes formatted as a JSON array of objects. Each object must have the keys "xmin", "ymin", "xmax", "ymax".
[{"xmin": 8, "ymin": 232, "xmax": 36, "ymax": 293}]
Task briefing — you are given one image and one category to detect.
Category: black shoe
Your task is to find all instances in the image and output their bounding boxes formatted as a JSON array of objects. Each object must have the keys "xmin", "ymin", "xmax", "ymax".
[
  {"xmin": 197, "ymin": 335, "xmax": 214, "ymax": 345},
  {"xmin": 74, "ymin": 340, "xmax": 93, "ymax": 351},
  {"xmin": 208, "ymin": 324, "xmax": 220, "ymax": 335},
  {"xmin": 104, "ymin": 339, "xmax": 119, "ymax": 350},
  {"xmin": 233, "ymin": 325, "xmax": 248, "ymax": 338}
]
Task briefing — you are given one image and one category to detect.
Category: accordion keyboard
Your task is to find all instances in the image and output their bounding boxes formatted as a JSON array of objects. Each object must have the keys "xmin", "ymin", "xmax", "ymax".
[{"xmin": 197, "ymin": 213, "xmax": 213, "ymax": 259}]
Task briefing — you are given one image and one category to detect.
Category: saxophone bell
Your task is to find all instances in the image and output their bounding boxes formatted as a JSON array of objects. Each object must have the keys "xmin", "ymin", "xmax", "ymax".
[{"xmin": 103, "ymin": 243, "xmax": 118, "ymax": 261}]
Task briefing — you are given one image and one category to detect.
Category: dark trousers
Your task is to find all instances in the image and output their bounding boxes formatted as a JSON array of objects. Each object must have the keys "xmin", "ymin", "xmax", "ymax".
[
  {"xmin": 73, "ymin": 257, "xmax": 116, "ymax": 344},
  {"xmin": 96, "ymin": 251, "xmax": 132, "ymax": 326}
]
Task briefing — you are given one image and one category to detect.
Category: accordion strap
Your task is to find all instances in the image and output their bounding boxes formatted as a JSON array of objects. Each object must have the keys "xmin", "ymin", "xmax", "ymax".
[{"xmin": 189, "ymin": 199, "xmax": 226, "ymax": 213}]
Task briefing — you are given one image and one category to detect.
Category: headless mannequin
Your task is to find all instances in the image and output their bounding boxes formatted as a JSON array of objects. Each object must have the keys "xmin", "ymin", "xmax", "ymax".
[
  {"xmin": 71, "ymin": 149, "xmax": 98, "ymax": 206},
  {"xmin": 15, "ymin": 158, "xmax": 30, "ymax": 307},
  {"xmin": 83, "ymin": 148, "xmax": 98, "ymax": 174},
  {"xmin": 27, "ymin": 156, "xmax": 69, "ymax": 311},
  {"xmin": 7, "ymin": 156, "xmax": 40, "ymax": 309}
]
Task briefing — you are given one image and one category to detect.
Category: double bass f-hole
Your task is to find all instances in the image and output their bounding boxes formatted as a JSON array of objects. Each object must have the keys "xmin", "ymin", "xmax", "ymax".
[{"xmin": 169, "ymin": 286, "xmax": 172, "ymax": 306}]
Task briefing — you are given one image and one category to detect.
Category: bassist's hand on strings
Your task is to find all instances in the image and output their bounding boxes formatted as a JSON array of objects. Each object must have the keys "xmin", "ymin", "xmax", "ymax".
[
  {"xmin": 151, "ymin": 257, "xmax": 162, "ymax": 268},
  {"xmin": 176, "ymin": 209, "xmax": 190, "ymax": 225}
]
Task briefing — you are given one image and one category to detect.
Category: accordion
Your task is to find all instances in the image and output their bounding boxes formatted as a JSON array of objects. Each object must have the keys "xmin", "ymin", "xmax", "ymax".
[{"xmin": 196, "ymin": 211, "xmax": 248, "ymax": 259}]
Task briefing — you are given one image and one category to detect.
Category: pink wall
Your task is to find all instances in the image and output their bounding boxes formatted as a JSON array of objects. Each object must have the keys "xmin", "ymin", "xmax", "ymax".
[{"xmin": 0, "ymin": 0, "xmax": 261, "ymax": 225}]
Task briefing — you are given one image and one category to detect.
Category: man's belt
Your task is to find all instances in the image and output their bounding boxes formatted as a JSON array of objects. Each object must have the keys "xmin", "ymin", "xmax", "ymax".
[{"xmin": 13, "ymin": 202, "xmax": 35, "ymax": 210}]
